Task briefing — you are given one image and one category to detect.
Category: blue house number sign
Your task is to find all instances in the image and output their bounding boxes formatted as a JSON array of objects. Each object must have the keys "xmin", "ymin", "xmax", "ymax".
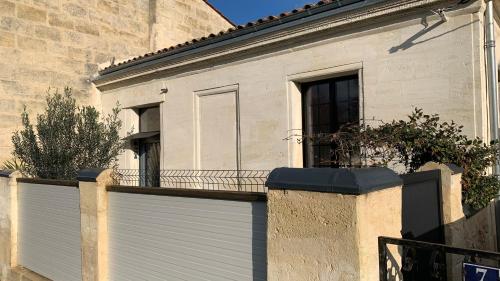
[{"xmin": 464, "ymin": 263, "xmax": 500, "ymax": 281}]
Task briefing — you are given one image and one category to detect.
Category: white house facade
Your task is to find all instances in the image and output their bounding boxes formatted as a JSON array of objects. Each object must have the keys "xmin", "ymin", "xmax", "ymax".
[{"xmin": 93, "ymin": 0, "xmax": 500, "ymax": 177}]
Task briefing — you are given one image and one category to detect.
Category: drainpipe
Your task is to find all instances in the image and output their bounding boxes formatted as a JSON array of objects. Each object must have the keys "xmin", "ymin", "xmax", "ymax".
[
  {"xmin": 485, "ymin": 0, "xmax": 500, "ymax": 252},
  {"xmin": 486, "ymin": 0, "xmax": 500, "ymax": 180}
]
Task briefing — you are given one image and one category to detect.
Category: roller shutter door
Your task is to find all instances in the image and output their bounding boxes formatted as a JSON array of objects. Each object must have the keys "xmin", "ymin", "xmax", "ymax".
[
  {"xmin": 108, "ymin": 192, "xmax": 267, "ymax": 281},
  {"xmin": 18, "ymin": 183, "xmax": 82, "ymax": 281}
]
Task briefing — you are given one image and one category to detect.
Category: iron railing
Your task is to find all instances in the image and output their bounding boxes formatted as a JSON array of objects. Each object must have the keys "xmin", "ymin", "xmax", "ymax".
[
  {"xmin": 113, "ymin": 169, "xmax": 270, "ymax": 193},
  {"xmin": 379, "ymin": 236, "xmax": 500, "ymax": 281}
]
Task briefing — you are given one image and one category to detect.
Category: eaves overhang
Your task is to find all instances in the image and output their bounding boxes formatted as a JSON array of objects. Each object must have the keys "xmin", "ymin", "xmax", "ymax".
[{"xmin": 93, "ymin": 0, "xmax": 454, "ymax": 86}]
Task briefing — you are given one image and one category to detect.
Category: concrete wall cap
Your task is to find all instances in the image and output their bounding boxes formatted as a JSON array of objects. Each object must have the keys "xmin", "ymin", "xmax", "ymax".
[
  {"xmin": 77, "ymin": 168, "xmax": 107, "ymax": 182},
  {"xmin": 446, "ymin": 164, "xmax": 464, "ymax": 175},
  {"xmin": 0, "ymin": 169, "xmax": 15, "ymax": 178},
  {"xmin": 265, "ymin": 167, "xmax": 403, "ymax": 195}
]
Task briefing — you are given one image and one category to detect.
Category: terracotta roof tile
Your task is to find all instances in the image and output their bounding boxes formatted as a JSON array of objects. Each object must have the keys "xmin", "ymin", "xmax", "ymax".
[{"xmin": 101, "ymin": 0, "xmax": 342, "ymax": 73}]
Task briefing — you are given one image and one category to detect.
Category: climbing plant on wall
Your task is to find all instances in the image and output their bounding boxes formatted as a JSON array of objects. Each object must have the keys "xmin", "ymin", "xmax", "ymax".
[{"xmin": 304, "ymin": 108, "xmax": 500, "ymax": 211}]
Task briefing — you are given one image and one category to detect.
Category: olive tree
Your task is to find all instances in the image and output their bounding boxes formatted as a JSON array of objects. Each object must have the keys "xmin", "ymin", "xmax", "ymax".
[{"xmin": 12, "ymin": 88, "xmax": 124, "ymax": 179}]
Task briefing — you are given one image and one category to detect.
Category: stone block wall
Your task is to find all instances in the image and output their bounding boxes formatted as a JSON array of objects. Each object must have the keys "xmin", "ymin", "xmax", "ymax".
[
  {"xmin": 0, "ymin": 0, "xmax": 232, "ymax": 164},
  {"xmin": 419, "ymin": 162, "xmax": 498, "ymax": 252},
  {"xmin": 267, "ymin": 190, "xmax": 361, "ymax": 280},
  {"xmin": 418, "ymin": 162, "xmax": 498, "ymax": 279},
  {"xmin": 265, "ymin": 167, "xmax": 403, "ymax": 281},
  {"xmin": 152, "ymin": 0, "xmax": 233, "ymax": 50}
]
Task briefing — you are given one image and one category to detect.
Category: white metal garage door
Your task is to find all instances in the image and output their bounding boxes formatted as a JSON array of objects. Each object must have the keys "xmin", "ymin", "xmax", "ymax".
[
  {"xmin": 18, "ymin": 182, "xmax": 82, "ymax": 281},
  {"xmin": 108, "ymin": 192, "xmax": 267, "ymax": 281}
]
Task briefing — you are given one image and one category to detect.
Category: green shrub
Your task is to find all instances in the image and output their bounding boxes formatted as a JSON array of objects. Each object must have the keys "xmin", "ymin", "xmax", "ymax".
[
  {"xmin": 1, "ymin": 158, "xmax": 26, "ymax": 171},
  {"xmin": 12, "ymin": 88, "xmax": 124, "ymax": 180},
  {"xmin": 321, "ymin": 108, "xmax": 499, "ymax": 210}
]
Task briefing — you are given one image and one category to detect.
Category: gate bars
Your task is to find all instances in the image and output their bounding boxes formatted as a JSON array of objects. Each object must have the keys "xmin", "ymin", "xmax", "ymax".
[{"xmin": 378, "ymin": 236, "xmax": 500, "ymax": 281}]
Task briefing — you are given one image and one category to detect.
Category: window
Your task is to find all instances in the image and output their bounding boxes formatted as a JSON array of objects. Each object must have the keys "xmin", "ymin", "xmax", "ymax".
[
  {"xmin": 301, "ymin": 75, "xmax": 359, "ymax": 168},
  {"xmin": 138, "ymin": 107, "xmax": 160, "ymax": 187},
  {"xmin": 122, "ymin": 106, "xmax": 161, "ymax": 186}
]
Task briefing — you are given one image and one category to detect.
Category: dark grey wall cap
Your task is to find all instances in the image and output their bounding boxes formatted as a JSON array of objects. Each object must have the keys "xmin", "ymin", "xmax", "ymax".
[
  {"xmin": 265, "ymin": 167, "xmax": 403, "ymax": 195},
  {"xmin": 0, "ymin": 170, "xmax": 15, "ymax": 178},
  {"xmin": 446, "ymin": 164, "xmax": 464, "ymax": 175},
  {"xmin": 77, "ymin": 168, "xmax": 107, "ymax": 182}
]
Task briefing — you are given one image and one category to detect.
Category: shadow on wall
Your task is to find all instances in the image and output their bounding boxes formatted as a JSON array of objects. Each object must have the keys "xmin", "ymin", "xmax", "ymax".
[
  {"xmin": 386, "ymin": 249, "xmax": 403, "ymax": 281},
  {"xmin": 388, "ymin": 15, "xmax": 476, "ymax": 53},
  {"xmin": 458, "ymin": 201, "xmax": 498, "ymax": 252},
  {"xmin": 381, "ymin": 161, "xmax": 498, "ymax": 280},
  {"xmin": 385, "ymin": 196, "xmax": 497, "ymax": 280}
]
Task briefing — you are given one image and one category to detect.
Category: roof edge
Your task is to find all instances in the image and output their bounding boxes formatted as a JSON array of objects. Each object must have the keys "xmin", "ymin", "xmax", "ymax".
[
  {"xmin": 203, "ymin": 0, "xmax": 236, "ymax": 27},
  {"xmin": 95, "ymin": 0, "xmax": 374, "ymax": 81},
  {"xmin": 94, "ymin": 0, "xmax": 457, "ymax": 85}
]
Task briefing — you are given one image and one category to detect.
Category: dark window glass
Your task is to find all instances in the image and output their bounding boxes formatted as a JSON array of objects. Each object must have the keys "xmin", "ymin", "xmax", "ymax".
[
  {"xmin": 302, "ymin": 75, "xmax": 359, "ymax": 168},
  {"xmin": 139, "ymin": 107, "xmax": 160, "ymax": 132},
  {"xmin": 138, "ymin": 106, "xmax": 160, "ymax": 186},
  {"xmin": 139, "ymin": 142, "xmax": 160, "ymax": 187}
]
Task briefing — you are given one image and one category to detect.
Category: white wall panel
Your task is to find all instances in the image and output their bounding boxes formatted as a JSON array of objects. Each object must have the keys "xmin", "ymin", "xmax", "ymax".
[
  {"xmin": 195, "ymin": 88, "xmax": 239, "ymax": 170},
  {"xmin": 18, "ymin": 182, "xmax": 82, "ymax": 281},
  {"xmin": 108, "ymin": 192, "xmax": 267, "ymax": 281}
]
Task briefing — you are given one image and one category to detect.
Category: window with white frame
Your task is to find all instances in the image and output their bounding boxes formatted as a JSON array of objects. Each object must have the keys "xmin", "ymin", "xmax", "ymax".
[{"xmin": 301, "ymin": 75, "xmax": 359, "ymax": 168}]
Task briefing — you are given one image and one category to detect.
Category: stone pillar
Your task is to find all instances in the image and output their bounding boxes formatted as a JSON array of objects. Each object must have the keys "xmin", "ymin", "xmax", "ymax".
[
  {"xmin": 78, "ymin": 169, "xmax": 113, "ymax": 281},
  {"xmin": 265, "ymin": 167, "xmax": 403, "ymax": 281},
  {"xmin": 419, "ymin": 162, "xmax": 466, "ymax": 281},
  {"xmin": 419, "ymin": 162, "xmax": 465, "ymax": 243},
  {"xmin": 0, "ymin": 170, "xmax": 20, "ymax": 279}
]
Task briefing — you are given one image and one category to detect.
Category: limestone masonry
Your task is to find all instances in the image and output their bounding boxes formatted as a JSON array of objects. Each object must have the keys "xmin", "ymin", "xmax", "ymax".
[{"xmin": 0, "ymin": 0, "xmax": 232, "ymax": 164}]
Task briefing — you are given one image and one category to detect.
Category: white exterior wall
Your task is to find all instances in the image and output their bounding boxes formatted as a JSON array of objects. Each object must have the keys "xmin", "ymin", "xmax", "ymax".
[{"xmin": 100, "ymin": 4, "xmax": 487, "ymax": 171}]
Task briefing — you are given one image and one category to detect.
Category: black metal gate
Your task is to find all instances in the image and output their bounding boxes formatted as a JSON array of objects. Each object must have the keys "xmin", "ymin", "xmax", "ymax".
[
  {"xmin": 379, "ymin": 237, "xmax": 500, "ymax": 281},
  {"xmin": 399, "ymin": 169, "xmax": 446, "ymax": 280}
]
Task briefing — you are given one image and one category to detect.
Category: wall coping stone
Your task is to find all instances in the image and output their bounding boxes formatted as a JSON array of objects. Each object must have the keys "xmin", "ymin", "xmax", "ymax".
[
  {"xmin": 16, "ymin": 178, "xmax": 79, "ymax": 187},
  {"xmin": 0, "ymin": 170, "xmax": 15, "ymax": 178},
  {"xmin": 446, "ymin": 164, "xmax": 464, "ymax": 175},
  {"xmin": 107, "ymin": 185, "xmax": 267, "ymax": 202},
  {"xmin": 265, "ymin": 167, "xmax": 402, "ymax": 195},
  {"xmin": 77, "ymin": 168, "xmax": 106, "ymax": 182}
]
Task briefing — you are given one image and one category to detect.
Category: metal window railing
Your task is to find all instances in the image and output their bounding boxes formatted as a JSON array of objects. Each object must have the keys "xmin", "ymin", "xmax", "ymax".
[{"xmin": 112, "ymin": 169, "xmax": 270, "ymax": 193}]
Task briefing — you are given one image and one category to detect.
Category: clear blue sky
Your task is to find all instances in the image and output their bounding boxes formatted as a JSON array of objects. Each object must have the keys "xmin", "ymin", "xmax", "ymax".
[{"xmin": 207, "ymin": 0, "xmax": 314, "ymax": 25}]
